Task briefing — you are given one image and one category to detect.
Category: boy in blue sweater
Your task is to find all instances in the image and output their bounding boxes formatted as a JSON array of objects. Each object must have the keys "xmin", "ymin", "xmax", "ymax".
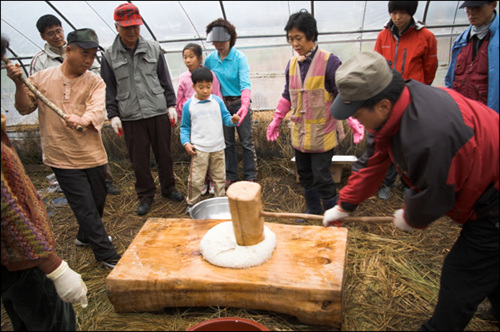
[{"xmin": 180, "ymin": 67, "xmax": 240, "ymax": 214}]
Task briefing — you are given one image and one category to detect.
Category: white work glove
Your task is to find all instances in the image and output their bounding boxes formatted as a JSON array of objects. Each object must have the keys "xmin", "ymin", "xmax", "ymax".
[
  {"xmin": 393, "ymin": 209, "xmax": 418, "ymax": 232},
  {"xmin": 167, "ymin": 106, "xmax": 177, "ymax": 127},
  {"xmin": 47, "ymin": 261, "xmax": 88, "ymax": 307},
  {"xmin": 110, "ymin": 117, "xmax": 123, "ymax": 136},
  {"xmin": 323, "ymin": 205, "xmax": 350, "ymax": 227}
]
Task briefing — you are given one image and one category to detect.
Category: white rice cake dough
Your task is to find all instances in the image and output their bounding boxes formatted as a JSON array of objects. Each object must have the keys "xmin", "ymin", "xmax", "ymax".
[{"xmin": 199, "ymin": 221, "xmax": 277, "ymax": 269}]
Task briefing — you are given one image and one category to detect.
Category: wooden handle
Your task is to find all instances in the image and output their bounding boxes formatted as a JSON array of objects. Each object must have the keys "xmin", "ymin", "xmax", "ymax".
[
  {"xmin": 260, "ymin": 210, "xmax": 392, "ymax": 223},
  {"xmin": 2, "ymin": 55, "xmax": 84, "ymax": 132}
]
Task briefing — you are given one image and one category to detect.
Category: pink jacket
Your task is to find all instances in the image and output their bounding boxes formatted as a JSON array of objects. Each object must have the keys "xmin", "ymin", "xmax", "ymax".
[{"xmin": 176, "ymin": 68, "xmax": 222, "ymax": 119}]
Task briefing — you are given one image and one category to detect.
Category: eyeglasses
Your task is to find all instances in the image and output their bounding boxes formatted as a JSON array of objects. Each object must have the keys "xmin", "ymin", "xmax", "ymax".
[{"xmin": 44, "ymin": 28, "xmax": 63, "ymax": 38}]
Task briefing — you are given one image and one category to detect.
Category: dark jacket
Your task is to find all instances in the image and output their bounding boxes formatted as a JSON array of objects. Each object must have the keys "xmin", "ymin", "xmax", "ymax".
[{"xmin": 339, "ymin": 80, "xmax": 499, "ymax": 228}]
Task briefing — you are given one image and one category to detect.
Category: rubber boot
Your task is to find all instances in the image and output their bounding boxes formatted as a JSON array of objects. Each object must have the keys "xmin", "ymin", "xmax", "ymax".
[
  {"xmin": 322, "ymin": 195, "xmax": 338, "ymax": 213},
  {"xmin": 295, "ymin": 188, "xmax": 322, "ymax": 223}
]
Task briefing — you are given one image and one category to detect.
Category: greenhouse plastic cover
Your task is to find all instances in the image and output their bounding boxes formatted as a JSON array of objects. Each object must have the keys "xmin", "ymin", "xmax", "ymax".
[{"xmin": 0, "ymin": 1, "xmax": 482, "ymax": 125}]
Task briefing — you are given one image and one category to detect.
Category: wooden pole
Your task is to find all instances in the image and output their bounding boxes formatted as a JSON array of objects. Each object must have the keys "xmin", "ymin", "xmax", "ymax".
[{"xmin": 2, "ymin": 55, "xmax": 83, "ymax": 132}]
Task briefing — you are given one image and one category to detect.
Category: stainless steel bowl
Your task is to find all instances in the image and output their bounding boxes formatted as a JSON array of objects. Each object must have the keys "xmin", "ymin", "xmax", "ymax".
[{"xmin": 189, "ymin": 197, "xmax": 232, "ymax": 220}]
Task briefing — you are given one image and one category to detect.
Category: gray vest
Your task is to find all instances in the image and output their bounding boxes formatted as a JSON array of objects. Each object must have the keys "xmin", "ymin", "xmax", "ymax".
[{"xmin": 104, "ymin": 36, "xmax": 167, "ymax": 121}]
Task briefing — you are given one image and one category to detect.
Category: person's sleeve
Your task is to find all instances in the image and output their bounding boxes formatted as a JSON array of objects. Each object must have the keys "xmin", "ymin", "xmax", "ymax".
[
  {"xmin": 238, "ymin": 53, "xmax": 251, "ymax": 92},
  {"xmin": 100, "ymin": 56, "xmax": 120, "ymax": 120},
  {"xmin": 179, "ymin": 100, "xmax": 192, "ymax": 145},
  {"xmin": 212, "ymin": 72, "xmax": 223, "ymax": 99},
  {"xmin": 374, "ymin": 32, "xmax": 383, "ymax": 54},
  {"xmin": 29, "ymin": 53, "xmax": 41, "ymax": 76},
  {"xmin": 176, "ymin": 78, "xmax": 186, "ymax": 119},
  {"xmin": 14, "ymin": 74, "xmax": 38, "ymax": 115},
  {"xmin": 324, "ymin": 53, "xmax": 342, "ymax": 96},
  {"xmin": 81, "ymin": 76, "xmax": 106, "ymax": 130},
  {"xmin": 1, "ymin": 143, "xmax": 62, "ymax": 274},
  {"xmin": 445, "ymin": 34, "xmax": 463, "ymax": 88},
  {"xmin": 338, "ymin": 132, "xmax": 392, "ymax": 212},
  {"xmin": 281, "ymin": 61, "xmax": 291, "ymax": 101},
  {"xmin": 157, "ymin": 49, "xmax": 177, "ymax": 108},
  {"xmin": 423, "ymin": 30, "xmax": 438, "ymax": 85}
]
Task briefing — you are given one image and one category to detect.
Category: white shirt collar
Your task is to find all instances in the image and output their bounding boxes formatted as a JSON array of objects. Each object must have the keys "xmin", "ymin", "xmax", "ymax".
[{"xmin": 191, "ymin": 94, "xmax": 213, "ymax": 104}]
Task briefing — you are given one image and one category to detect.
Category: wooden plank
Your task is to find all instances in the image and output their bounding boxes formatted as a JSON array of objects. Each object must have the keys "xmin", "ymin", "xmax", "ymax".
[{"xmin": 106, "ymin": 218, "xmax": 348, "ymax": 328}]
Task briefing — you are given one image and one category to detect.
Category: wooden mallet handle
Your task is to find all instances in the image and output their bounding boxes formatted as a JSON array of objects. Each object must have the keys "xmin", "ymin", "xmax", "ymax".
[
  {"xmin": 260, "ymin": 211, "xmax": 393, "ymax": 223},
  {"xmin": 2, "ymin": 55, "xmax": 83, "ymax": 132}
]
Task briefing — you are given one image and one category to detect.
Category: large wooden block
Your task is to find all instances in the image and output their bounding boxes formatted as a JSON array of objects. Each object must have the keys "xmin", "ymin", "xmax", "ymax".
[{"xmin": 106, "ymin": 218, "xmax": 348, "ymax": 328}]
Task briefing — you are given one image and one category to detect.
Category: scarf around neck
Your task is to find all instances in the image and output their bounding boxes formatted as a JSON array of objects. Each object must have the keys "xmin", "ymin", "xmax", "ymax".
[{"xmin": 297, "ymin": 43, "xmax": 318, "ymax": 62}]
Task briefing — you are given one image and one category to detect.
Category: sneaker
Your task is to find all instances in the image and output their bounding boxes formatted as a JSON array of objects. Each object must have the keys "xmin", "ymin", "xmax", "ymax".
[
  {"xmin": 106, "ymin": 182, "xmax": 120, "ymax": 195},
  {"xmin": 378, "ymin": 186, "xmax": 391, "ymax": 200},
  {"xmin": 201, "ymin": 183, "xmax": 209, "ymax": 196},
  {"xmin": 100, "ymin": 254, "xmax": 121, "ymax": 269},
  {"xmin": 75, "ymin": 236, "xmax": 112, "ymax": 247},
  {"xmin": 208, "ymin": 181, "xmax": 215, "ymax": 195}
]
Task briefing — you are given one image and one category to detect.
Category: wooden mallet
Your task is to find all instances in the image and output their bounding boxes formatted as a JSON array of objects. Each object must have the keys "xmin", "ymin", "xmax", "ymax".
[
  {"xmin": 2, "ymin": 55, "xmax": 84, "ymax": 132},
  {"xmin": 226, "ymin": 181, "xmax": 392, "ymax": 246}
]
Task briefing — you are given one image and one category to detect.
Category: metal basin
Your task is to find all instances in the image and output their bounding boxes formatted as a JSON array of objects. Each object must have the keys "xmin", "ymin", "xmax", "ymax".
[{"xmin": 189, "ymin": 197, "xmax": 232, "ymax": 220}]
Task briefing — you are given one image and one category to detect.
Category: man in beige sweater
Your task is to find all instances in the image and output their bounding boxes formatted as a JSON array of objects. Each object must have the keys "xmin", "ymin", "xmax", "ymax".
[{"xmin": 6, "ymin": 28, "xmax": 121, "ymax": 269}]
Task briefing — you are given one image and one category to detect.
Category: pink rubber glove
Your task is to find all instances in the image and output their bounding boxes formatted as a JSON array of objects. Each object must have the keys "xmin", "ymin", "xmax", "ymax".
[
  {"xmin": 266, "ymin": 97, "xmax": 291, "ymax": 141},
  {"xmin": 236, "ymin": 89, "xmax": 251, "ymax": 126},
  {"xmin": 347, "ymin": 117, "xmax": 365, "ymax": 144}
]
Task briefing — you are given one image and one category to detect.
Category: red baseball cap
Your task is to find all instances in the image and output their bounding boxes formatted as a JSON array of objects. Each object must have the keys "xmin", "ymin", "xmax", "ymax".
[{"xmin": 114, "ymin": 3, "xmax": 143, "ymax": 27}]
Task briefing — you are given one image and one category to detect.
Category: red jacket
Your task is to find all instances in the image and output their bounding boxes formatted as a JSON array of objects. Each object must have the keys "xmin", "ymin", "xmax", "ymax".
[
  {"xmin": 375, "ymin": 20, "xmax": 438, "ymax": 85},
  {"xmin": 339, "ymin": 81, "xmax": 499, "ymax": 228}
]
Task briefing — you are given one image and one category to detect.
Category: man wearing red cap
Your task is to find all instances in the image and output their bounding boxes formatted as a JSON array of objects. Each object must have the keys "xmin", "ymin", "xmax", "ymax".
[{"xmin": 101, "ymin": 3, "xmax": 184, "ymax": 216}]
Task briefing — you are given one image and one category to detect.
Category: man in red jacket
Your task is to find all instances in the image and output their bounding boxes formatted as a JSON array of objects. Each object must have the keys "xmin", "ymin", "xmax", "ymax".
[
  {"xmin": 325, "ymin": 51, "xmax": 499, "ymax": 330},
  {"xmin": 374, "ymin": 1, "xmax": 438, "ymax": 200}
]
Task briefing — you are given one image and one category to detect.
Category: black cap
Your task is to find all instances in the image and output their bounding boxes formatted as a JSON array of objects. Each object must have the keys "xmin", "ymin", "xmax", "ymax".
[
  {"xmin": 66, "ymin": 28, "xmax": 100, "ymax": 49},
  {"xmin": 459, "ymin": 1, "xmax": 490, "ymax": 9}
]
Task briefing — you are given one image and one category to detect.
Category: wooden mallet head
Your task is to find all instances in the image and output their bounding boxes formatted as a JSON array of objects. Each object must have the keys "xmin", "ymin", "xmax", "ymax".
[{"xmin": 226, "ymin": 181, "xmax": 265, "ymax": 246}]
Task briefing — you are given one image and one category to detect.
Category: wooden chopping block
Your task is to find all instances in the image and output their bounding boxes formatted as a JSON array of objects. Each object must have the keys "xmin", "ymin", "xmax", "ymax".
[{"xmin": 106, "ymin": 218, "xmax": 348, "ymax": 328}]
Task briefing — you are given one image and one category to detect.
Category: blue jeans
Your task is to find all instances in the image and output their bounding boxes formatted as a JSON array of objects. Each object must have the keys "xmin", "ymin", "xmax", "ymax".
[{"xmin": 223, "ymin": 101, "xmax": 257, "ymax": 181}]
